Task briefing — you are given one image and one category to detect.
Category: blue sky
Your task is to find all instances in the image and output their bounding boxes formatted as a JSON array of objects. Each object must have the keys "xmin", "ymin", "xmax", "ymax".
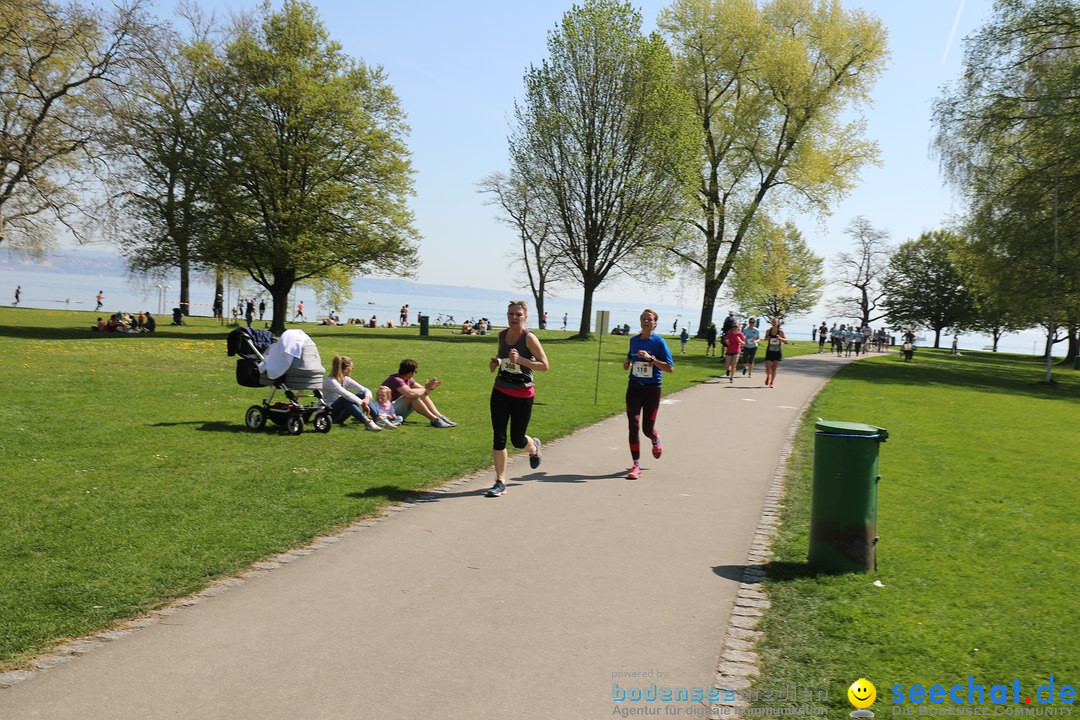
[{"xmin": 173, "ymin": 0, "xmax": 996, "ymax": 306}]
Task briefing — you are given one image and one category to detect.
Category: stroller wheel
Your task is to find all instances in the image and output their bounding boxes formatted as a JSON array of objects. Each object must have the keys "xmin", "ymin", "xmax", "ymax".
[
  {"xmin": 313, "ymin": 411, "xmax": 333, "ymax": 434},
  {"xmin": 286, "ymin": 414, "xmax": 304, "ymax": 435},
  {"xmin": 245, "ymin": 405, "xmax": 267, "ymax": 430}
]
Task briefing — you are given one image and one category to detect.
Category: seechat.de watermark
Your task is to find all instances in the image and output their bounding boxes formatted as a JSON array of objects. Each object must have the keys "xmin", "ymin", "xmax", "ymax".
[{"xmin": 889, "ymin": 676, "xmax": 1075, "ymax": 716}]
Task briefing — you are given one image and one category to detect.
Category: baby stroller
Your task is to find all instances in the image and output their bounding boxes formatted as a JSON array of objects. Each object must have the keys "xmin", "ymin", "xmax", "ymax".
[{"xmin": 227, "ymin": 327, "xmax": 333, "ymax": 435}]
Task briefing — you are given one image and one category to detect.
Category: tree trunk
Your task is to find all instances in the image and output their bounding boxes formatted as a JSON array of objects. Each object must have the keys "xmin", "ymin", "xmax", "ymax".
[
  {"xmin": 268, "ymin": 269, "xmax": 296, "ymax": 336},
  {"xmin": 214, "ymin": 269, "xmax": 224, "ymax": 322},
  {"xmin": 1060, "ymin": 325, "xmax": 1078, "ymax": 365},
  {"xmin": 179, "ymin": 250, "xmax": 191, "ymax": 316},
  {"xmin": 573, "ymin": 285, "xmax": 595, "ymax": 340},
  {"xmin": 933, "ymin": 327, "xmax": 942, "ymax": 349},
  {"xmin": 534, "ymin": 278, "xmax": 545, "ymax": 329},
  {"xmin": 696, "ymin": 274, "xmax": 721, "ymax": 340},
  {"xmin": 992, "ymin": 328, "xmax": 1002, "ymax": 352}
]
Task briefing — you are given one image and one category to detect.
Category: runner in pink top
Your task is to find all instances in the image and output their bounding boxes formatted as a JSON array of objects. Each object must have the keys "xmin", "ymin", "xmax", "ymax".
[{"xmin": 723, "ymin": 323, "xmax": 746, "ymax": 383}]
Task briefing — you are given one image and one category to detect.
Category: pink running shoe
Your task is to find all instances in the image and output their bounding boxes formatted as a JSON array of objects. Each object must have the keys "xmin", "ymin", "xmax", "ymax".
[{"xmin": 626, "ymin": 464, "xmax": 642, "ymax": 480}]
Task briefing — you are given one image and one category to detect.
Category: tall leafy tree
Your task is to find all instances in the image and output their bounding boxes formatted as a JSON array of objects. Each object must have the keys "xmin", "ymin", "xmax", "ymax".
[
  {"xmin": 729, "ymin": 219, "xmax": 823, "ymax": 322},
  {"xmin": 659, "ymin": 0, "xmax": 887, "ymax": 337},
  {"xmin": 478, "ymin": 171, "xmax": 564, "ymax": 324},
  {"xmin": 510, "ymin": 0, "xmax": 699, "ymax": 338},
  {"xmin": 829, "ymin": 216, "xmax": 893, "ymax": 327},
  {"xmin": 104, "ymin": 13, "xmax": 214, "ymax": 316},
  {"xmin": 934, "ymin": 0, "xmax": 1079, "ymax": 376},
  {"xmin": 883, "ymin": 230, "xmax": 976, "ymax": 348},
  {"xmin": 198, "ymin": 0, "xmax": 418, "ymax": 335},
  {"xmin": 0, "ymin": 0, "xmax": 148, "ymax": 252}
]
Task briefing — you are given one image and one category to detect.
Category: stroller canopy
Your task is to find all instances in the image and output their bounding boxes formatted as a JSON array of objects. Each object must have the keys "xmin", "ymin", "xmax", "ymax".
[
  {"xmin": 227, "ymin": 326, "xmax": 275, "ymax": 357},
  {"xmin": 260, "ymin": 329, "xmax": 325, "ymax": 389}
]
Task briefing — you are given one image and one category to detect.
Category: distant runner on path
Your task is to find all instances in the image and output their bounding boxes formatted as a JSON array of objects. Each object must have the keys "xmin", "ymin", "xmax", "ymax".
[
  {"xmin": 762, "ymin": 318, "xmax": 789, "ymax": 389},
  {"xmin": 485, "ymin": 300, "xmax": 549, "ymax": 497},
  {"xmin": 623, "ymin": 309, "xmax": 674, "ymax": 480},
  {"xmin": 741, "ymin": 318, "xmax": 761, "ymax": 378},
  {"xmin": 96, "ymin": 290, "xmax": 104, "ymax": 311}
]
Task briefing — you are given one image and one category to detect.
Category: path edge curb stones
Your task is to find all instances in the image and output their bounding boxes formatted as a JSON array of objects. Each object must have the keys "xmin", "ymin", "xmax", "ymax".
[{"xmin": 707, "ymin": 380, "xmax": 822, "ymax": 718}]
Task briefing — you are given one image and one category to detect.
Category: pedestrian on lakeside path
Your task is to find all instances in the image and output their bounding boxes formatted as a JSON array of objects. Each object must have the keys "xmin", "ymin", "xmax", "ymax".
[
  {"xmin": 811, "ymin": 325, "xmax": 817, "ymax": 342},
  {"xmin": 951, "ymin": 334, "xmax": 960, "ymax": 355},
  {"xmin": 818, "ymin": 322, "xmax": 828, "ymax": 352},
  {"xmin": 258, "ymin": 299, "xmax": 266, "ymax": 321},
  {"xmin": 294, "ymin": 300, "xmax": 305, "ymax": 322},
  {"xmin": 96, "ymin": 290, "xmax": 104, "ymax": 311},
  {"xmin": 705, "ymin": 323, "xmax": 718, "ymax": 356},
  {"xmin": 741, "ymin": 318, "xmax": 761, "ymax": 378},
  {"xmin": 562, "ymin": 313, "xmax": 568, "ymax": 331},
  {"xmin": 833, "ymin": 324, "xmax": 846, "ymax": 356},
  {"xmin": 679, "ymin": 327, "xmax": 689, "ymax": 354},
  {"xmin": 14, "ymin": 285, "xmax": 20, "ymax": 305},
  {"xmin": 762, "ymin": 318, "xmax": 789, "ymax": 389},
  {"xmin": 213, "ymin": 293, "xmax": 223, "ymax": 320},
  {"xmin": 623, "ymin": 308, "xmax": 674, "ymax": 480},
  {"xmin": 723, "ymin": 322, "xmax": 746, "ymax": 382},
  {"xmin": 485, "ymin": 300, "xmax": 549, "ymax": 498},
  {"xmin": 720, "ymin": 310, "xmax": 737, "ymax": 352},
  {"xmin": 245, "ymin": 299, "xmax": 255, "ymax": 327}
]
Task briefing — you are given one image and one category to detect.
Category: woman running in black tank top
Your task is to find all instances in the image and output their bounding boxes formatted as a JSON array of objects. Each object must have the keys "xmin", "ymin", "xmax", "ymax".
[
  {"xmin": 485, "ymin": 300, "xmax": 550, "ymax": 497},
  {"xmin": 762, "ymin": 317, "xmax": 789, "ymax": 389}
]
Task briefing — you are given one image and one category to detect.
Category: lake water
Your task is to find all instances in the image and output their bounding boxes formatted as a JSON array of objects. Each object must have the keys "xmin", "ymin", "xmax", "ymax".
[
  {"xmin": 1, "ymin": 265, "xmax": 712, "ymax": 333},
  {"xmin": 0, "ymin": 263, "xmax": 1063, "ymax": 357}
]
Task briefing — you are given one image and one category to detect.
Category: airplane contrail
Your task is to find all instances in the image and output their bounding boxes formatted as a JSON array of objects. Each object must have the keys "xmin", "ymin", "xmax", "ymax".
[{"xmin": 942, "ymin": 0, "xmax": 967, "ymax": 65}]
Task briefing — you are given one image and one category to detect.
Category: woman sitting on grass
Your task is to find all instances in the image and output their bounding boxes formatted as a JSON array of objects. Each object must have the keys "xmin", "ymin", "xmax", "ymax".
[{"xmin": 322, "ymin": 355, "xmax": 381, "ymax": 432}]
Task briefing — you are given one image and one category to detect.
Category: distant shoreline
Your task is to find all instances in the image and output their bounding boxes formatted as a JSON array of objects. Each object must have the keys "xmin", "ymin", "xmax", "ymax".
[{"xmin": 1, "ymin": 248, "xmax": 1064, "ymax": 358}]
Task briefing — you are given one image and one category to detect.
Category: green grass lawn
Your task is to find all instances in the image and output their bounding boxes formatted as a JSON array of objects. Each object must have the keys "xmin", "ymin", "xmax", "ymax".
[
  {"xmin": 751, "ymin": 349, "xmax": 1079, "ymax": 713},
  {"xmin": 1, "ymin": 306, "xmax": 811, "ymax": 669}
]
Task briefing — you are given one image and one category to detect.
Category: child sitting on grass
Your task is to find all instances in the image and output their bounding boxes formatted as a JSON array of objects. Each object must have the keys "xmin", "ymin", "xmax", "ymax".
[{"xmin": 371, "ymin": 385, "xmax": 404, "ymax": 429}]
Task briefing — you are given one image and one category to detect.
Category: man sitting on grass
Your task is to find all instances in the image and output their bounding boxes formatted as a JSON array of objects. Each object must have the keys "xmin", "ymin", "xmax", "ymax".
[{"xmin": 381, "ymin": 358, "xmax": 457, "ymax": 428}]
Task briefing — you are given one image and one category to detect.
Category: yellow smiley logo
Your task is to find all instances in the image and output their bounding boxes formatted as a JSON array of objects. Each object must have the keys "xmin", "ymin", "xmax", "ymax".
[{"xmin": 848, "ymin": 679, "xmax": 877, "ymax": 709}]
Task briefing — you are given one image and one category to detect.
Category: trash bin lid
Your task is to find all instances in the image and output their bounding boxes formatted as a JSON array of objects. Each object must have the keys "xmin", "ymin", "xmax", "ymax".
[{"xmin": 815, "ymin": 420, "xmax": 882, "ymax": 436}]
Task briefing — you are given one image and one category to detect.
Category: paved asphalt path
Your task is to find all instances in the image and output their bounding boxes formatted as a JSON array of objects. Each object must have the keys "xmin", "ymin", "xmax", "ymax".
[{"xmin": 0, "ymin": 353, "xmax": 853, "ymax": 720}]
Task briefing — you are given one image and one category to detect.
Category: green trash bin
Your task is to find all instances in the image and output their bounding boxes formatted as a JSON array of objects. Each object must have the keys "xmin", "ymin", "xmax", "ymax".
[
  {"xmin": 808, "ymin": 420, "xmax": 888, "ymax": 573},
  {"xmin": 418, "ymin": 314, "xmax": 429, "ymax": 337}
]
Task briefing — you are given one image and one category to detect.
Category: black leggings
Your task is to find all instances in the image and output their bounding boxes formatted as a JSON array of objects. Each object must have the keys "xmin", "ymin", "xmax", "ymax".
[
  {"xmin": 490, "ymin": 388, "xmax": 534, "ymax": 451},
  {"xmin": 626, "ymin": 384, "xmax": 662, "ymax": 461}
]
